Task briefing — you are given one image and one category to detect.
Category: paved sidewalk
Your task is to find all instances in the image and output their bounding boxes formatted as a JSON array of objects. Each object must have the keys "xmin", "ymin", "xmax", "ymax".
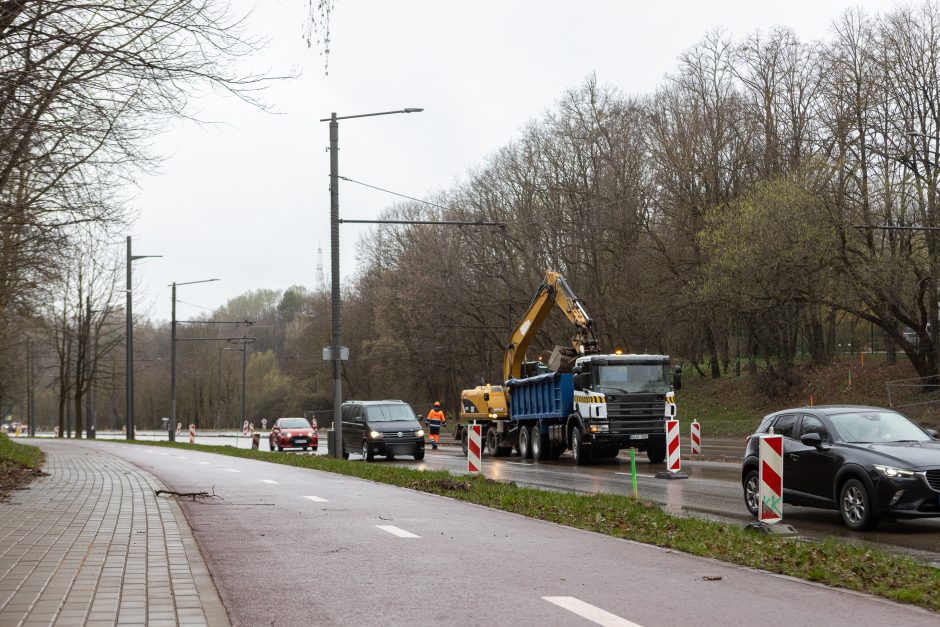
[{"xmin": 0, "ymin": 441, "xmax": 229, "ymax": 626}]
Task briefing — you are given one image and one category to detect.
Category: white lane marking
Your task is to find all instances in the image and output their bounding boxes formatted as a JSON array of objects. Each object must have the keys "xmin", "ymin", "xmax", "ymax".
[
  {"xmin": 260, "ymin": 479, "xmax": 278, "ymax": 484},
  {"xmin": 304, "ymin": 495, "xmax": 328, "ymax": 503},
  {"xmin": 176, "ymin": 456, "xmax": 187, "ymax": 460},
  {"xmin": 543, "ymin": 597, "xmax": 642, "ymax": 627},
  {"xmin": 225, "ymin": 469, "xmax": 240, "ymax": 473},
  {"xmin": 505, "ymin": 462, "xmax": 531, "ymax": 466},
  {"xmin": 198, "ymin": 461, "xmax": 211, "ymax": 465},
  {"xmin": 614, "ymin": 472, "xmax": 655, "ymax": 479},
  {"xmin": 376, "ymin": 525, "xmax": 420, "ymax": 538}
]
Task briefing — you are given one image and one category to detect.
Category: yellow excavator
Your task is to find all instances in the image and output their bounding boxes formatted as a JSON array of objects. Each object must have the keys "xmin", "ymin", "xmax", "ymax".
[
  {"xmin": 503, "ymin": 270, "xmax": 598, "ymax": 382},
  {"xmin": 457, "ymin": 270, "xmax": 681, "ymax": 465}
]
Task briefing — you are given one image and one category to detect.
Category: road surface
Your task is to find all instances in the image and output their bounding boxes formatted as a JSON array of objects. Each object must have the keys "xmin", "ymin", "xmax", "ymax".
[{"xmin": 39, "ymin": 440, "xmax": 940, "ymax": 627}]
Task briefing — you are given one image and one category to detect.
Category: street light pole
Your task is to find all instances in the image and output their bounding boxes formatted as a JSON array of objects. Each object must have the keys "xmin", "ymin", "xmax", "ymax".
[
  {"xmin": 321, "ymin": 107, "xmax": 423, "ymax": 459},
  {"xmin": 169, "ymin": 278, "xmax": 219, "ymax": 441},
  {"xmin": 241, "ymin": 339, "xmax": 247, "ymax": 430},
  {"xmin": 125, "ymin": 236, "xmax": 161, "ymax": 441}
]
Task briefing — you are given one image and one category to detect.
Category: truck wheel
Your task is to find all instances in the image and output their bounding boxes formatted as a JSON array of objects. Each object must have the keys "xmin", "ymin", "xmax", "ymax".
[
  {"xmin": 572, "ymin": 427, "xmax": 592, "ymax": 466},
  {"xmin": 486, "ymin": 427, "xmax": 498, "ymax": 456},
  {"xmin": 518, "ymin": 425, "xmax": 532, "ymax": 459},
  {"xmin": 531, "ymin": 426, "xmax": 548, "ymax": 461},
  {"xmin": 646, "ymin": 444, "xmax": 665, "ymax": 464}
]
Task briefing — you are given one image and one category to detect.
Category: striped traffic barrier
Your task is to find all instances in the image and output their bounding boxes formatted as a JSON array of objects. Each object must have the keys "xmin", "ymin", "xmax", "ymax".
[
  {"xmin": 759, "ymin": 434, "xmax": 784, "ymax": 524},
  {"xmin": 242, "ymin": 420, "xmax": 250, "ymax": 436},
  {"xmin": 655, "ymin": 419, "xmax": 688, "ymax": 479},
  {"xmin": 745, "ymin": 433, "xmax": 797, "ymax": 535},
  {"xmin": 467, "ymin": 423, "xmax": 482, "ymax": 474},
  {"xmin": 176, "ymin": 422, "xmax": 182, "ymax": 436},
  {"xmin": 189, "ymin": 424, "xmax": 196, "ymax": 444},
  {"xmin": 690, "ymin": 419, "xmax": 701, "ymax": 457}
]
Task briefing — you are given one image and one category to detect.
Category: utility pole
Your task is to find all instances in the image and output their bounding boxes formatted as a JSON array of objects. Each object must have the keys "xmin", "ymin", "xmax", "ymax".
[
  {"xmin": 241, "ymin": 339, "xmax": 247, "ymax": 429},
  {"xmin": 126, "ymin": 236, "xmax": 161, "ymax": 440},
  {"xmin": 169, "ymin": 278, "xmax": 218, "ymax": 441},
  {"xmin": 26, "ymin": 337, "xmax": 33, "ymax": 437}
]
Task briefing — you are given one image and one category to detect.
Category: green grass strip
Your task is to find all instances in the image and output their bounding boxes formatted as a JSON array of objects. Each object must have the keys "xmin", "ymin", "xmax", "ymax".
[
  {"xmin": 0, "ymin": 433, "xmax": 44, "ymax": 469},
  {"xmin": 103, "ymin": 438, "xmax": 939, "ymax": 612}
]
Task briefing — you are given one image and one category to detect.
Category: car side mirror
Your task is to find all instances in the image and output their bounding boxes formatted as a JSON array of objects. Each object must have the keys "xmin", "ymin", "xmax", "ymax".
[
  {"xmin": 800, "ymin": 432, "xmax": 823, "ymax": 449},
  {"xmin": 926, "ymin": 428, "xmax": 939, "ymax": 440},
  {"xmin": 673, "ymin": 366, "xmax": 682, "ymax": 391}
]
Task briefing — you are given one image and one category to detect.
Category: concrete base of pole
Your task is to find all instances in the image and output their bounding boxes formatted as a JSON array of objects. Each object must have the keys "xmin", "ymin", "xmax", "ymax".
[
  {"xmin": 744, "ymin": 521, "xmax": 799, "ymax": 537},
  {"xmin": 654, "ymin": 470, "xmax": 689, "ymax": 480}
]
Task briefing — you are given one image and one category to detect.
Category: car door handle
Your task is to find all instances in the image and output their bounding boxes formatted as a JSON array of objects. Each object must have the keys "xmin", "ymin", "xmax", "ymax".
[{"xmin": 788, "ymin": 453, "xmax": 800, "ymax": 461}]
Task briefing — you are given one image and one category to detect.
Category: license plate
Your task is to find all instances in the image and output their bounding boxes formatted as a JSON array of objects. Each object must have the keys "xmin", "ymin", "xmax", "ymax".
[
  {"xmin": 630, "ymin": 434, "xmax": 649, "ymax": 440},
  {"xmin": 294, "ymin": 438, "xmax": 308, "ymax": 444}
]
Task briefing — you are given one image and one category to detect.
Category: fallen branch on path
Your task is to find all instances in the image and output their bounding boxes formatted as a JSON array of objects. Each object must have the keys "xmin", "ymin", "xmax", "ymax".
[{"xmin": 155, "ymin": 486, "xmax": 224, "ymax": 502}]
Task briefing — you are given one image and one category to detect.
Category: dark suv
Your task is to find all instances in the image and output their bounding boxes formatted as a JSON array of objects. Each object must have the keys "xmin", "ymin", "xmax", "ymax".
[
  {"xmin": 742, "ymin": 405, "xmax": 940, "ymax": 530},
  {"xmin": 341, "ymin": 400, "xmax": 425, "ymax": 462}
]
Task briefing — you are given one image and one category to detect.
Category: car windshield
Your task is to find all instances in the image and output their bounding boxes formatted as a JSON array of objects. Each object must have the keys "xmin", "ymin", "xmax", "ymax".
[
  {"xmin": 279, "ymin": 418, "xmax": 310, "ymax": 429},
  {"xmin": 595, "ymin": 364, "xmax": 671, "ymax": 394},
  {"xmin": 367, "ymin": 404, "xmax": 417, "ymax": 422},
  {"xmin": 829, "ymin": 410, "xmax": 929, "ymax": 443}
]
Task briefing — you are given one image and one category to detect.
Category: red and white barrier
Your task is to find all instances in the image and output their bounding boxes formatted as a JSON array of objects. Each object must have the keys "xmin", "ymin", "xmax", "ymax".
[
  {"xmin": 467, "ymin": 424, "xmax": 482, "ymax": 474},
  {"xmin": 242, "ymin": 420, "xmax": 250, "ymax": 436},
  {"xmin": 176, "ymin": 422, "xmax": 182, "ymax": 436},
  {"xmin": 189, "ymin": 424, "xmax": 196, "ymax": 444},
  {"xmin": 690, "ymin": 419, "xmax": 701, "ymax": 457},
  {"xmin": 666, "ymin": 419, "xmax": 681, "ymax": 472},
  {"xmin": 758, "ymin": 434, "xmax": 784, "ymax": 524}
]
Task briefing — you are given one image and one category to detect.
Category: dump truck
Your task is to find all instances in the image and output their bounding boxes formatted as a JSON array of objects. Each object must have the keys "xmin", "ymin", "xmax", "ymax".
[{"xmin": 456, "ymin": 270, "xmax": 681, "ymax": 465}]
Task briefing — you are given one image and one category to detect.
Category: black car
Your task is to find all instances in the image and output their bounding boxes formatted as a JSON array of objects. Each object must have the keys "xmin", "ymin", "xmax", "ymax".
[
  {"xmin": 741, "ymin": 405, "xmax": 940, "ymax": 530},
  {"xmin": 341, "ymin": 400, "xmax": 425, "ymax": 462}
]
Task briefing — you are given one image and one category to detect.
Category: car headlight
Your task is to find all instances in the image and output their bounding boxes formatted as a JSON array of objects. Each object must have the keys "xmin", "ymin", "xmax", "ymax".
[
  {"xmin": 369, "ymin": 430, "xmax": 383, "ymax": 439},
  {"xmin": 415, "ymin": 429, "xmax": 425, "ymax": 438},
  {"xmin": 874, "ymin": 465, "xmax": 915, "ymax": 478}
]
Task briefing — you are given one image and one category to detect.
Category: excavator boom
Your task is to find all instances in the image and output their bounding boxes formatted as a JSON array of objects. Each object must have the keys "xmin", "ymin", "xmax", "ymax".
[{"xmin": 502, "ymin": 270, "xmax": 598, "ymax": 382}]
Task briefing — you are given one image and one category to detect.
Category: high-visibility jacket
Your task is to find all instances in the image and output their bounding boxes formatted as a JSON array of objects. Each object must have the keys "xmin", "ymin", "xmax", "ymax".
[{"xmin": 427, "ymin": 409, "xmax": 445, "ymax": 426}]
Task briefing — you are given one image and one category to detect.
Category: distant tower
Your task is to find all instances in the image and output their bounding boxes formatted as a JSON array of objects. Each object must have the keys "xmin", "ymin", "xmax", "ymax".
[{"xmin": 316, "ymin": 242, "xmax": 327, "ymax": 291}]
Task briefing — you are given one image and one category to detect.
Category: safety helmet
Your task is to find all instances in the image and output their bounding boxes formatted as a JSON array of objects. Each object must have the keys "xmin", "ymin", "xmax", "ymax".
[{"xmin": 434, "ymin": 401, "xmax": 441, "ymax": 407}]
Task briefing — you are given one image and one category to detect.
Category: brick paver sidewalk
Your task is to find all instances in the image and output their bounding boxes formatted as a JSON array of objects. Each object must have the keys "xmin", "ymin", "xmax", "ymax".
[{"xmin": 0, "ymin": 441, "xmax": 229, "ymax": 626}]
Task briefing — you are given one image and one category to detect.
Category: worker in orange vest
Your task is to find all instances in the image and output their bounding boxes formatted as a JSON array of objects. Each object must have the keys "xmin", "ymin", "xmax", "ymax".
[{"xmin": 426, "ymin": 402, "xmax": 446, "ymax": 450}]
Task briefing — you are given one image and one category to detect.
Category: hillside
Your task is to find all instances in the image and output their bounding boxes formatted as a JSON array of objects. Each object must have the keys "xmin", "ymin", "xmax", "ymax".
[{"xmin": 681, "ymin": 356, "xmax": 940, "ymax": 437}]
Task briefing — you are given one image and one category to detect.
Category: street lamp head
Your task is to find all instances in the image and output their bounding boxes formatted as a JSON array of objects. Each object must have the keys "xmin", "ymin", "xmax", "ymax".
[{"xmin": 169, "ymin": 278, "xmax": 220, "ymax": 287}]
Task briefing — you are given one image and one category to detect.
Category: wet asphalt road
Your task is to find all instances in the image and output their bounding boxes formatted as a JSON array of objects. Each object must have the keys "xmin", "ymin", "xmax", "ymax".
[
  {"xmin": 49, "ymin": 440, "xmax": 940, "ymax": 626},
  {"xmin": 33, "ymin": 431, "xmax": 940, "ymax": 562}
]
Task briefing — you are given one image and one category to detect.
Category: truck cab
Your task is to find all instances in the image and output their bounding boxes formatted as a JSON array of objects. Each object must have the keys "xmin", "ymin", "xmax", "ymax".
[{"xmin": 570, "ymin": 354, "xmax": 681, "ymax": 463}]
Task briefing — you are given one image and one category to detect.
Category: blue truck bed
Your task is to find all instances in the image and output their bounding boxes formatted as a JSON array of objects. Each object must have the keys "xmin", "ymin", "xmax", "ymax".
[{"xmin": 506, "ymin": 372, "xmax": 574, "ymax": 421}]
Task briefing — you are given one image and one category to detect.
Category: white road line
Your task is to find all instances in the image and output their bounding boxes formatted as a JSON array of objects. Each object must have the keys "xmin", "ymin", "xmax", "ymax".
[
  {"xmin": 376, "ymin": 525, "xmax": 420, "ymax": 538},
  {"xmin": 614, "ymin": 472, "xmax": 655, "ymax": 479},
  {"xmin": 225, "ymin": 469, "xmax": 240, "ymax": 473},
  {"xmin": 304, "ymin": 495, "xmax": 328, "ymax": 503},
  {"xmin": 543, "ymin": 597, "xmax": 642, "ymax": 627},
  {"xmin": 176, "ymin": 456, "xmax": 187, "ymax": 460},
  {"xmin": 198, "ymin": 461, "xmax": 211, "ymax": 465},
  {"xmin": 260, "ymin": 479, "xmax": 278, "ymax": 484}
]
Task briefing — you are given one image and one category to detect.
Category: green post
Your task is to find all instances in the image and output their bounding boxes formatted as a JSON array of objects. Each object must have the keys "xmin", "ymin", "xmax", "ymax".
[{"xmin": 630, "ymin": 447, "xmax": 638, "ymax": 498}]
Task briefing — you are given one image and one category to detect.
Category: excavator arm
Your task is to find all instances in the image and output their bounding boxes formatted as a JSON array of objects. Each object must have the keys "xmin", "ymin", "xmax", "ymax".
[{"xmin": 503, "ymin": 270, "xmax": 598, "ymax": 382}]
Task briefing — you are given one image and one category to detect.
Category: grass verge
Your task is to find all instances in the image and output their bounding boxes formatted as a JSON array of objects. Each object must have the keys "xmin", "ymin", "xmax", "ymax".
[
  {"xmin": 0, "ymin": 433, "xmax": 45, "ymax": 500},
  {"xmin": 0, "ymin": 433, "xmax": 44, "ymax": 469},
  {"xmin": 111, "ymin": 438, "xmax": 939, "ymax": 612}
]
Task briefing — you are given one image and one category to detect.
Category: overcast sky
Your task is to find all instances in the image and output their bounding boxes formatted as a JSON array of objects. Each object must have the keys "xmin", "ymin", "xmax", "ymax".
[{"xmin": 130, "ymin": 0, "xmax": 899, "ymax": 322}]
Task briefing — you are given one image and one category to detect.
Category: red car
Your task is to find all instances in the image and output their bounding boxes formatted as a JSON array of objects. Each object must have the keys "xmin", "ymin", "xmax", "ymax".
[{"xmin": 269, "ymin": 417, "xmax": 318, "ymax": 452}]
